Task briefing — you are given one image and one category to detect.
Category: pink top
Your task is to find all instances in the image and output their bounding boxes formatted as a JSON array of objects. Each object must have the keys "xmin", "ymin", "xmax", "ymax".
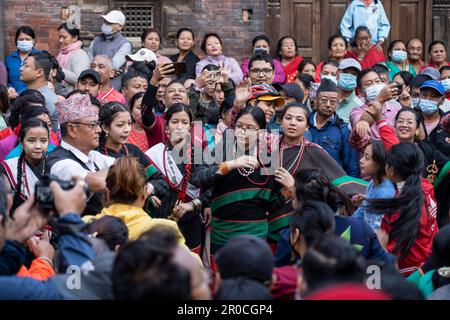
[{"xmin": 349, "ymin": 99, "xmax": 403, "ymax": 140}]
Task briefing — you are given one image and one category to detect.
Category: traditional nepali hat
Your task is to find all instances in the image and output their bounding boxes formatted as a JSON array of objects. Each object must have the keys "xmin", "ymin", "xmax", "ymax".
[
  {"xmin": 317, "ymin": 78, "xmax": 338, "ymax": 93},
  {"xmin": 57, "ymin": 94, "xmax": 97, "ymax": 124}
]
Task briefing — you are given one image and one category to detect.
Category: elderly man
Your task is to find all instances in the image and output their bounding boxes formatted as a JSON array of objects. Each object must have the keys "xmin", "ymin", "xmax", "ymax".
[
  {"xmin": 308, "ymin": 79, "xmax": 359, "ymax": 177},
  {"xmin": 88, "ymin": 10, "xmax": 132, "ymax": 91},
  {"xmin": 47, "ymin": 94, "xmax": 115, "ymax": 215},
  {"xmin": 91, "ymin": 55, "xmax": 126, "ymax": 104}
]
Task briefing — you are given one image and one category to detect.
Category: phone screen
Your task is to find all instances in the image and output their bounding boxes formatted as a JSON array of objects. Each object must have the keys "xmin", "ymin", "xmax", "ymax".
[{"xmin": 166, "ymin": 62, "xmax": 187, "ymax": 75}]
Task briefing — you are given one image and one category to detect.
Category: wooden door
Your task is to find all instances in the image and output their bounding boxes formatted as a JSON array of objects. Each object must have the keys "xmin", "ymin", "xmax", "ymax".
[
  {"xmin": 320, "ymin": 0, "xmax": 350, "ymax": 59},
  {"xmin": 279, "ymin": 0, "xmax": 321, "ymax": 60}
]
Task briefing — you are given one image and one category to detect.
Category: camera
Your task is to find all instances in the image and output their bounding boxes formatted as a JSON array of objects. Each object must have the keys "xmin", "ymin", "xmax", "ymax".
[{"xmin": 35, "ymin": 175, "xmax": 89, "ymax": 212}]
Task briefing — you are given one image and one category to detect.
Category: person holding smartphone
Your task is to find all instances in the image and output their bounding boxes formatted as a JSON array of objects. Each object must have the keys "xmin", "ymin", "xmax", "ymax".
[{"xmin": 170, "ymin": 28, "xmax": 200, "ymax": 82}]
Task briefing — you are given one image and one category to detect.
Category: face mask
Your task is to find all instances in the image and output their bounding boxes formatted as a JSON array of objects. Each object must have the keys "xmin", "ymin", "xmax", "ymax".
[
  {"xmin": 338, "ymin": 73, "xmax": 357, "ymax": 91},
  {"xmin": 322, "ymin": 74, "xmax": 338, "ymax": 85},
  {"xmin": 419, "ymin": 99, "xmax": 439, "ymax": 115},
  {"xmin": 254, "ymin": 47, "xmax": 269, "ymax": 54},
  {"xmin": 441, "ymin": 79, "xmax": 450, "ymax": 92},
  {"xmin": 101, "ymin": 23, "xmax": 113, "ymax": 36},
  {"xmin": 17, "ymin": 40, "xmax": 34, "ymax": 53},
  {"xmin": 365, "ymin": 83, "xmax": 385, "ymax": 101},
  {"xmin": 412, "ymin": 97, "xmax": 420, "ymax": 107},
  {"xmin": 391, "ymin": 50, "xmax": 407, "ymax": 63}
]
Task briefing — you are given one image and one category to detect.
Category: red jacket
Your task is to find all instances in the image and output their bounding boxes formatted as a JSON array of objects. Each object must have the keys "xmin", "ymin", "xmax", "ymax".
[{"xmin": 381, "ymin": 178, "xmax": 438, "ymax": 276}]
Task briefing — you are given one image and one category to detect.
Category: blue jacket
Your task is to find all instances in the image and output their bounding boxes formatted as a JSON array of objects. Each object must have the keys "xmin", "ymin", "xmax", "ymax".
[
  {"xmin": 339, "ymin": 0, "xmax": 391, "ymax": 44},
  {"xmin": 0, "ymin": 214, "xmax": 96, "ymax": 299},
  {"xmin": 308, "ymin": 113, "xmax": 360, "ymax": 177},
  {"xmin": 5, "ymin": 48, "xmax": 40, "ymax": 94}
]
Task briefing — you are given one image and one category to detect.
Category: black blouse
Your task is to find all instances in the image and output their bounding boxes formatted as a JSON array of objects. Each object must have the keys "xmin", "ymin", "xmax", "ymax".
[{"xmin": 169, "ymin": 51, "xmax": 200, "ymax": 82}]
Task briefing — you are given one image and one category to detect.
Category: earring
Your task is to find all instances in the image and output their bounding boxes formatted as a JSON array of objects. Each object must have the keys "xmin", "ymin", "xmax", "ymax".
[{"xmin": 105, "ymin": 132, "xmax": 109, "ymax": 137}]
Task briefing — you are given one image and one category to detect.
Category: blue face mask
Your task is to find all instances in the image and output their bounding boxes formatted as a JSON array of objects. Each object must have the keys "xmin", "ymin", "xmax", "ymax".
[
  {"xmin": 338, "ymin": 73, "xmax": 357, "ymax": 91},
  {"xmin": 412, "ymin": 97, "xmax": 420, "ymax": 108},
  {"xmin": 17, "ymin": 40, "xmax": 34, "ymax": 53},
  {"xmin": 391, "ymin": 50, "xmax": 407, "ymax": 63},
  {"xmin": 441, "ymin": 79, "xmax": 450, "ymax": 92},
  {"xmin": 101, "ymin": 23, "xmax": 113, "ymax": 36},
  {"xmin": 419, "ymin": 99, "xmax": 439, "ymax": 115}
]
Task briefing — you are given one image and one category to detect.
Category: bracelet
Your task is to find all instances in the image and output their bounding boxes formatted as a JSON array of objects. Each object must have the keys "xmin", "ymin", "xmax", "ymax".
[
  {"xmin": 38, "ymin": 256, "xmax": 54, "ymax": 268},
  {"xmin": 191, "ymin": 199, "xmax": 202, "ymax": 210},
  {"xmin": 219, "ymin": 162, "xmax": 230, "ymax": 175}
]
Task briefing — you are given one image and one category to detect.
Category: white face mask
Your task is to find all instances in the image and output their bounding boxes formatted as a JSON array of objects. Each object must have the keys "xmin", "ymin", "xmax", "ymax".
[
  {"xmin": 365, "ymin": 83, "xmax": 385, "ymax": 101},
  {"xmin": 17, "ymin": 40, "xmax": 34, "ymax": 53},
  {"xmin": 322, "ymin": 74, "xmax": 338, "ymax": 85}
]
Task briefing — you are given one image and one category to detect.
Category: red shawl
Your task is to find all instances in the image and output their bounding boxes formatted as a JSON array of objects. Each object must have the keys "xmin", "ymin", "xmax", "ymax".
[
  {"xmin": 281, "ymin": 56, "xmax": 303, "ymax": 84},
  {"xmin": 345, "ymin": 46, "xmax": 385, "ymax": 70}
]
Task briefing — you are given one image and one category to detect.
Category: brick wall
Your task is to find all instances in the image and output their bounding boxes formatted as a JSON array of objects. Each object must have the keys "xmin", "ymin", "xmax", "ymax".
[
  {"xmin": 3, "ymin": 0, "xmax": 268, "ymax": 64},
  {"xmin": 4, "ymin": 0, "xmax": 77, "ymax": 56}
]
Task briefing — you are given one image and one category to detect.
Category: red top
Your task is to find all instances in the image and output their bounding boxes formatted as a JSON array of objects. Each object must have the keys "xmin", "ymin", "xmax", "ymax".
[
  {"xmin": 97, "ymin": 87, "xmax": 127, "ymax": 104},
  {"xmin": 128, "ymin": 127, "xmax": 149, "ymax": 152},
  {"xmin": 381, "ymin": 178, "xmax": 438, "ymax": 276},
  {"xmin": 427, "ymin": 61, "xmax": 450, "ymax": 70},
  {"xmin": 314, "ymin": 61, "xmax": 324, "ymax": 83},
  {"xmin": 143, "ymin": 115, "xmax": 207, "ymax": 150},
  {"xmin": 281, "ymin": 56, "xmax": 303, "ymax": 84},
  {"xmin": 345, "ymin": 46, "xmax": 386, "ymax": 70}
]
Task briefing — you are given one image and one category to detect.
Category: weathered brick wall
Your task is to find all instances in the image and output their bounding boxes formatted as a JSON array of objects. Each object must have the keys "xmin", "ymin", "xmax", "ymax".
[
  {"xmin": 4, "ymin": 0, "xmax": 77, "ymax": 56},
  {"xmin": 3, "ymin": 0, "xmax": 267, "ymax": 64}
]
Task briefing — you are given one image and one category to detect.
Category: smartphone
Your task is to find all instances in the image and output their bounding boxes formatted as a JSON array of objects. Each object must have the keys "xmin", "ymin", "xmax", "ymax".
[
  {"xmin": 165, "ymin": 62, "xmax": 187, "ymax": 75},
  {"xmin": 210, "ymin": 70, "xmax": 221, "ymax": 82}
]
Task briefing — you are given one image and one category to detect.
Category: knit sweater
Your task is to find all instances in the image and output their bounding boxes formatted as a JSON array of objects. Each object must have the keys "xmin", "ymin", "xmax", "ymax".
[{"xmin": 61, "ymin": 49, "xmax": 90, "ymax": 87}]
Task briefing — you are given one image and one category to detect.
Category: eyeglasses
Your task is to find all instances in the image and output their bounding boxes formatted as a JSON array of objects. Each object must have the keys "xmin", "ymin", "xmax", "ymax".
[
  {"xmin": 235, "ymin": 124, "xmax": 258, "ymax": 133},
  {"xmin": 250, "ymin": 68, "xmax": 274, "ymax": 75},
  {"xmin": 395, "ymin": 119, "xmax": 416, "ymax": 126},
  {"xmin": 319, "ymin": 97, "xmax": 338, "ymax": 106},
  {"xmin": 71, "ymin": 121, "xmax": 101, "ymax": 130}
]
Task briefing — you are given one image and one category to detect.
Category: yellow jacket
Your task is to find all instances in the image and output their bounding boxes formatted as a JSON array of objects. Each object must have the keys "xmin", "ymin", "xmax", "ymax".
[{"xmin": 82, "ymin": 203, "xmax": 185, "ymax": 242}]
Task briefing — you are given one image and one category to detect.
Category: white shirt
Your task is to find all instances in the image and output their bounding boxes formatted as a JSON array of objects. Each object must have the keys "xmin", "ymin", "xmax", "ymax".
[{"xmin": 50, "ymin": 141, "xmax": 115, "ymax": 180}]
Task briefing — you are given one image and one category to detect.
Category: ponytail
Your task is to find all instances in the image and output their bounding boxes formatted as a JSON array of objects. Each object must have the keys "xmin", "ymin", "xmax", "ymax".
[
  {"xmin": 365, "ymin": 143, "xmax": 425, "ymax": 258},
  {"xmin": 11, "ymin": 152, "xmax": 25, "ymax": 214}
]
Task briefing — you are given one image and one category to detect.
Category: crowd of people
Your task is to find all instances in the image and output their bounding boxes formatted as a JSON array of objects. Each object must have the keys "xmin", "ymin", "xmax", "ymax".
[{"xmin": 0, "ymin": 0, "xmax": 450, "ymax": 300}]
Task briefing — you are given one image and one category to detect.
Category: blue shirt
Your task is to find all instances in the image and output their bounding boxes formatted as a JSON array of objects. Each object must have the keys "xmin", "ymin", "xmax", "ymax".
[
  {"xmin": 353, "ymin": 178, "xmax": 396, "ymax": 230},
  {"xmin": 5, "ymin": 143, "xmax": 56, "ymax": 160},
  {"xmin": 339, "ymin": 0, "xmax": 391, "ymax": 44},
  {"xmin": 5, "ymin": 48, "xmax": 41, "ymax": 94}
]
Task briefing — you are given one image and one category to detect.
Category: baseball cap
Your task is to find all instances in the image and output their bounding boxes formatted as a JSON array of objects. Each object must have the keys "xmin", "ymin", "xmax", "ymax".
[
  {"xmin": 249, "ymin": 84, "xmax": 285, "ymax": 108},
  {"xmin": 420, "ymin": 67, "xmax": 441, "ymax": 80},
  {"xmin": 126, "ymin": 48, "xmax": 157, "ymax": 65},
  {"xmin": 420, "ymin": 80, "xmax": 445, "ymax": 96},
  {"xmin": 216, "ymin": 235, "xmax": 275, "ymax": 284},
  {"xmin": 338, "ymin": 58, "xmax": 362, "ymax": 72},
  {"xmin": 78, "ymin": 69, "xmax": 101, "ymax": 84},
  {"xmin": 101, "ymin": 10, "xmax": 126, "ymax": 26},
  {"xmin": 272, "ymin": 83, "xmax": 304, "ymax": 103}
]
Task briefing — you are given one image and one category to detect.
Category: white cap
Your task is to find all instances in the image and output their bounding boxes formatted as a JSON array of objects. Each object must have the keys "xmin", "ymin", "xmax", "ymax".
[
  {"xmin": 339, "ymin": 58, "xmax": 362, "ymax": 72},
  {"xmin": 101, "ymin": 10, "xmax": 126, "ymax": 26},
  {"xmin": 126, "ymin": 48, "xmax": 158, "ymax": 64}
]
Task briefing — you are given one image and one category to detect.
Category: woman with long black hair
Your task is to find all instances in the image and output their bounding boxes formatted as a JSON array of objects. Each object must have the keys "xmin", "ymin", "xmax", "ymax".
[
  {"xmin": 210, "ymin": 106, "xmax": 294, "ymax": 254},
  {"xmin": 145, "ymin": 103, "xmax": 225, "ymax": 254},
  {"xmin": 366, "ymin": 143, "xmax": 438, "ymax": 276},
  {"xmin": 367, "ymin": 102, "xmax": 450, "ymax": 227},
  {"xmin": 96, "ymin": 101, "xmax": 150, "ymax": 168},
  {"xmin": 0, "ymin": 118, "xmax": 49, "ymax": 213}
]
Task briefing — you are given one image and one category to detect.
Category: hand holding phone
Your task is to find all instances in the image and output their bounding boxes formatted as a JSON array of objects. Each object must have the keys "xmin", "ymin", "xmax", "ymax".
[{"xmin": 164, "ymin": 62, "xmax": 187, "ymax": 75}]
